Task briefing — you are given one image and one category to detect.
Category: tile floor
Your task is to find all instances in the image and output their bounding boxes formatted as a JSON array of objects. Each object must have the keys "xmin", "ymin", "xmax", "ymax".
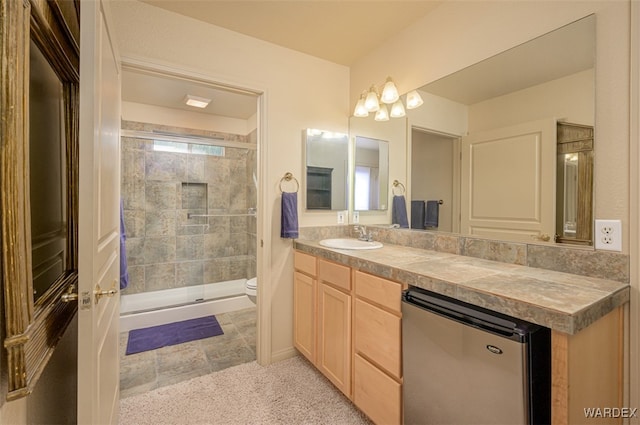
[{"xmin": 119, "ymin": 306, "xmax": 257, "ymax": 398}]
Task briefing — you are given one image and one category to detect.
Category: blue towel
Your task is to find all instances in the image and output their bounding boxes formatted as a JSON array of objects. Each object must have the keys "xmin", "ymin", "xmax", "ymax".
[
  {"xmin": 120, "ymin": 200, "xmax": 129, "ymax": 290},
  {"xmin": 425, "ymin": 200, "xmax": 440, "ymax": 228},
  {"xmin": 281, "ymin": 192, "xmax": 299, "ymax": 238},
  {"xmin": 392, "ymin": 195, "xmax": 409, "ymax": 228},
  {"xmin": 411, "ymin": 200, "xmax": 426, "ymax": 229}
]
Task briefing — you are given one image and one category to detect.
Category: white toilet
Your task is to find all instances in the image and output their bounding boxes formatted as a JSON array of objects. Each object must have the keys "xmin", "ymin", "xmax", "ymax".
[{"xmin": 245, "ymin": 277, "xmax": 257, "ymax": 303}]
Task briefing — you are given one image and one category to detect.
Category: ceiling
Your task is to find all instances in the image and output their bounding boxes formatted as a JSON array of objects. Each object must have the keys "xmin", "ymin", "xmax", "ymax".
[
  {"xmin": 123, "ymin": 1, "xmax": 443, "ymax": 120},
  {"xmin": 138, "ymin": 1, "xmax": 442, "ymax": 67}
]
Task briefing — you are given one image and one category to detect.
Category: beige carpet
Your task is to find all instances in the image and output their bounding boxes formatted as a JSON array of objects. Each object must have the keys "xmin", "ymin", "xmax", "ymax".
[{"xmin": 119, "ymin": 355, "xmax": 372, "ymax": 425}]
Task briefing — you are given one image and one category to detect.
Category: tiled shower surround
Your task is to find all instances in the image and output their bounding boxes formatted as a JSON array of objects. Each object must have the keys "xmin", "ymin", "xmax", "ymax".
[{"xmin": 121, "ymin": 120, "xmax": 257, "ymax": 296}]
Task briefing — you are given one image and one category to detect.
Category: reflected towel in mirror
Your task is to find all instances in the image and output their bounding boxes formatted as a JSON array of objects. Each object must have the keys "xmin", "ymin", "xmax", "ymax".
[
  {"xmin": 281, "ymin": 192, "xmax": 299, "ymax": 238},
  {"xmin": 392, "ymin": 195, "xmax": 409, "ymax": 228},
  {"xmin": 425, "ymin": 200, "xmax": 439, "ymax": 228},
  {"xmin": 411, "ymin": 200, "xmax": 426, "ymax": 229}
]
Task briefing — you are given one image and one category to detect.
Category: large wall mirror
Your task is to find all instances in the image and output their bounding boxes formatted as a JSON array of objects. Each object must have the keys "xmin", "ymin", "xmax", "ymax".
[
  {"xmin": 1, "ymin": 0, "xmax": 79, "ymax": 399},
  {"xmin": 304, "ymin": 129, "xmax": 349, "ymax": 210},
  {"xmin": 354, "ymin": 136, "xmax": 389, "ymax": 211},
  {"xmin": 407, "ymin": 15, "xmax": 595, "ymax": 245}
]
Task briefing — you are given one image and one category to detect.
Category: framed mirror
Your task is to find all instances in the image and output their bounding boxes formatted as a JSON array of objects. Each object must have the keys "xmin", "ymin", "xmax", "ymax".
[
  {"xmin": 304, "ymin": 129, "xmax": 349, "ymax": 210},
  {"xmin": 354, "ymin": 136, "xmax": 389, "ymax": 211},
  {"xmin": 1, "ymin": 0, "xmax": 79, "ymax": 399},
  {"xmin": 407, "ymin": 15, "xmax": 595, "ymax": 245}
]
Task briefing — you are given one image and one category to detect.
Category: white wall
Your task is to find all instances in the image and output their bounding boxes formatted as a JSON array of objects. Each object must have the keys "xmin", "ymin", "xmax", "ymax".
[
  {"xmin": 122, "ymin": 101, "xmax": 256, "ymax": 135},
  {"xmin": 351, "ymin": 0, "xmax": 630, "ymax": 253},
  {"xmin": 111, "ymin": 0, "xmax": 350, "ymax": 361}
]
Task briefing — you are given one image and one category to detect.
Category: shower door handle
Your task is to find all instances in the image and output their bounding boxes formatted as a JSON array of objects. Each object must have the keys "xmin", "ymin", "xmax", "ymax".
[{"xmin": 61, "ymin": 284, "xmax": 78, "ymax": 303}]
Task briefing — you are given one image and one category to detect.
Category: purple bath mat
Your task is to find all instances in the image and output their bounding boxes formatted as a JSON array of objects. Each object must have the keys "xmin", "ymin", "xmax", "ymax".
[{"xmin": 126, "ymin": 315, "xmax": 223, "ymax": 355}]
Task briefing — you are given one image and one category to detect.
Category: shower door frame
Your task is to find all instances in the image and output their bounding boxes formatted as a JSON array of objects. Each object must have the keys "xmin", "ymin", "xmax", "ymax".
[{"xmin": 120, "ymin": 57, "xmax": 271, "ymax": 365}]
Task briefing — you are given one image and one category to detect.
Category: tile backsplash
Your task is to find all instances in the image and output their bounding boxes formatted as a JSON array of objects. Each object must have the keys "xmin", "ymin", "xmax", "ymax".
[{"xmin": 298, "ymin": 225, "xmax": 630, "ymax": 283}]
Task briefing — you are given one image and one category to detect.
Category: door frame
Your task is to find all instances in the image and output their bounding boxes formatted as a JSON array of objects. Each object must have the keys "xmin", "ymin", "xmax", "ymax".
[{"xmin": 118, "ymin": 56, "xmax": 271, "ymax": 364}]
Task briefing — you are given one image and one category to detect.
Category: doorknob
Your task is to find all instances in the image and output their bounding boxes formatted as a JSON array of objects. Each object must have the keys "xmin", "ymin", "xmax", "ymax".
[
  {"xmin": 61, "ymin": 284, "xmax": 78, "ymax": 303},
  {"xmin": 536, "ymin": 233, "xmax": 551, "ymax": 242},
  {"xmin": 94, "ymin": 281, "xmax": 118, "ymax": 304}
]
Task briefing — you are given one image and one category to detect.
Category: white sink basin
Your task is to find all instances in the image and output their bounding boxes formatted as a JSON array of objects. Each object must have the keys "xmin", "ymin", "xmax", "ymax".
[{"xmin": 319, "ymin": 238, "xmax": 383, "ymax": 250}]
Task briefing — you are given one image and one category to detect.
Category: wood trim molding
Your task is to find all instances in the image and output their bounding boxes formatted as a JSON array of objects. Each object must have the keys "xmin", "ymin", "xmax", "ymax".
[{"xmin": 1, "ymin": 0, "xmax": 79, "ymax": 400}]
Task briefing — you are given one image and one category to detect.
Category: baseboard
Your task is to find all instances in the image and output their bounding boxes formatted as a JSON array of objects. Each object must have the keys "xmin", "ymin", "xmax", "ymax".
[{"xmin": 270, "ymin": 346, "xmax": 298, "ymax": 364}]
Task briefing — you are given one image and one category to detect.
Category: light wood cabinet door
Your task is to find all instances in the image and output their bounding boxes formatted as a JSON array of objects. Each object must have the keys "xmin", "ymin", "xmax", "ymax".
[
  {"xmin": 293, "ymin": 271, "xmax": 316, "ymax": 363},
  {"xmin": 354, "ymin": 353, "xmax": 402, "ymax": 425},
  {"xmin": 318, "ymin": 282, "xmax": 352, "ymax": 397}
]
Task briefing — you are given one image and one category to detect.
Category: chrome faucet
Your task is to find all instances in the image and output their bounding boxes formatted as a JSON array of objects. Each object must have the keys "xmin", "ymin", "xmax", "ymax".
[{"xmin": 354, "ymin": 225, "xmax": 373, "ymax": 242}]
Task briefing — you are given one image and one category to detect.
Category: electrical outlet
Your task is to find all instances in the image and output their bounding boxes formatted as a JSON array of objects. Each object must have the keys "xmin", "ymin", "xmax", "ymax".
[
  {"xmin": 353, "ymin": 211, "xmax": 359, "ymax": 224},
  {"xmin": 594, "ymin": 219, "xmax": 622, "ymax": 251},
  {"xmin": 337, "ymin": 210, "xmax": 345, "ymax": 224}
]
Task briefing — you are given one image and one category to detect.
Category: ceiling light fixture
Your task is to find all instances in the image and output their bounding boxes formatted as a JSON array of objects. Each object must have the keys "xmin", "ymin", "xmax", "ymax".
[
  {"xmin": 184, "ymin": 94, "xmax": 211, "ymax": 108},
  {"xmin": 352, "ymin": 76, "xmax": 423, "ymax": 120}
]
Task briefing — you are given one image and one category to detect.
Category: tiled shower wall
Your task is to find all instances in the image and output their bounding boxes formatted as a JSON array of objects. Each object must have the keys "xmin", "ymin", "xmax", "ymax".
[{"xmin": 121, "ymin": 120, "xmax": 257, "ymax": 296}]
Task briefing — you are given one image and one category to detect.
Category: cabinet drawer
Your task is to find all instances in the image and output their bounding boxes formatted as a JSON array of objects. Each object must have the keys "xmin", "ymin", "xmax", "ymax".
[
  {"xmin": 294, "ymin": 251, "xmax": 317, "ymax": 276},
  {"xmin": 318, "ymin": 259, "xmax": 351, "ymax": 292},
  {"xmin": 354, "ymin": 354, "xmax": 401, "ymax": 425},
  {"xmin": 355, "ymin": 271, "xmax": 401, "ymax": 313},
  {"xmin": 354, "ymin": 298, "xmax": 401, "ymax": 379}
]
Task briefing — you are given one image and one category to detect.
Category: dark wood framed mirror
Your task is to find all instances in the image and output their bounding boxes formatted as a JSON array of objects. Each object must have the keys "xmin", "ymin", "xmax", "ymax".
[{"xmin": 1, "ymin": 0, "xmax": 79, "ymax": 400}]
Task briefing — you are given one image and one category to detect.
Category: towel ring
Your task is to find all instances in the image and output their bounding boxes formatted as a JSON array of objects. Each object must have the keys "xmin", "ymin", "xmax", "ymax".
[
  {"xmin": 392, "ymin": 180, "xmax": 406, "ymax": 196},
  {"xmin": 279, "ymin": 172, "xmax": 299, "ymax": 193}
]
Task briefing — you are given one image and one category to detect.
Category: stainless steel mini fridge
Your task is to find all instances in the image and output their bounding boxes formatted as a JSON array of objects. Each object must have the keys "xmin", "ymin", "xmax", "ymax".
[{"xmin": 402, "ymin": 287, "xmax": 550, "ymax": 425}]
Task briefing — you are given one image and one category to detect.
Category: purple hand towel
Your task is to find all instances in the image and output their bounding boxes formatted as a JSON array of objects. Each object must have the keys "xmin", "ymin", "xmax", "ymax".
[
  {"xmin": 120, "ymin": 199, "xmax": 129, "ymax": 290},
  {"xmin": 392, "ymin": 195, "xmax": 409, "ymax": 228},
  {"xmin": 281, "ymin": 192, "xmax": 299, "ymax": 238}
]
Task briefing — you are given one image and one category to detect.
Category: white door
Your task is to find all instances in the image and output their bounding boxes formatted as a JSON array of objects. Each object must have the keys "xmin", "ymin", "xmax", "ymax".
[
  {"xmin": 460, "ymin": 119, "xmax": 557, "ymax": 243},
  {"xmin": 78, "ymin": 0, "xmax": 121, "ymax": 423}
]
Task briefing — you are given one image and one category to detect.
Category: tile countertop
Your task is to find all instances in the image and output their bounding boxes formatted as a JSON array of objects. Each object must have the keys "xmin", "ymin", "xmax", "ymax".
[{"xmin": 294, "ymin": 239, "xmax": 630, "ymax": 335}]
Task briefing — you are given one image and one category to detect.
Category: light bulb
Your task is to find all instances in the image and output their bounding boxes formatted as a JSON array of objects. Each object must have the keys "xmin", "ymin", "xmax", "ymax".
[
  {"xmin": 353, "ymin": 96, "xmax": 369, "ymax": 117},
  {"xmin": 406, "ymin": 90, "xmax": 424, "ymax": 109},
  {"xmin": 380, "ymin": 77, "xmax": 399, "ymax": 104},
  {"xmin": 390, "ymin": 100, "xmax": 406, "ymax": 118},
  {"xmin": 374, "ymin": 104, "xmax": 389, "ymax": 121},
  {"xmin": 364, "ymin": 86, "xmax": 380, "ymax": 112}
]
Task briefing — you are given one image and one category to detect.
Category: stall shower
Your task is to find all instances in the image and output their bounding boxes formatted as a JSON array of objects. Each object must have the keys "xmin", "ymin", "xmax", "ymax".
[{"xmin": 119, "ymin": 120, "xmax": 257, "ymax": 330}]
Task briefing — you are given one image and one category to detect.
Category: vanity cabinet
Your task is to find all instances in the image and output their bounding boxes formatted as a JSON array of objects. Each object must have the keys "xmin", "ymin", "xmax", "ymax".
[
  {"xmin": 293, "ymin": 251, "xmax": 352, "ymax": 398},
  {"xmin": 293, "ymin": 251, "xmax": 402, "ymax": 424},
  {"xmin": 317, "ymin": 258, "xmax": 352, "ymax": 396},
  {"xmin": 353, "ymin": 271, "xmax": 403, "ymax": 425},
  {"xmin": 552, "ymin": 307, "xmax": 623, "ymax": 425},
  {"xmin": 294, "ymin": 248, "xmax": 623, "ymax": 425},
  {"xmin": 293, "ymin": 251, "xmax": 317, "ymax": 363}
]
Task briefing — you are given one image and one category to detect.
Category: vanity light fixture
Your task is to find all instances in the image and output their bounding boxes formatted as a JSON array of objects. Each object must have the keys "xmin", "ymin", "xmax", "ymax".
[
  {"xmin": 353, "ymin": 93, "xmax": 369, "ymax": 117},
  {"xmin": 352, "ymin": 77, "xmax": 423, "ymax": 119},
  {"xmin": 380, "ymin": 77, "xmax": 400, "ymax": 104},
  {"xmin": 406, "ymin": 90, "xmax": 424, "ymax": 109},
  {"xmin": 184, "ymin": 94, "xmax": 211, "ymax": 108},
  {"xmin": 364, "ymin": 86, "xmax": 380, "ymax": 112},
  {"xmin": 389, "ymin": 100, "xmax": 406, "ymax": 118},
  {"xmin": 375, "ymin": 104, "xmax": 390, "ymax": 121}
]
